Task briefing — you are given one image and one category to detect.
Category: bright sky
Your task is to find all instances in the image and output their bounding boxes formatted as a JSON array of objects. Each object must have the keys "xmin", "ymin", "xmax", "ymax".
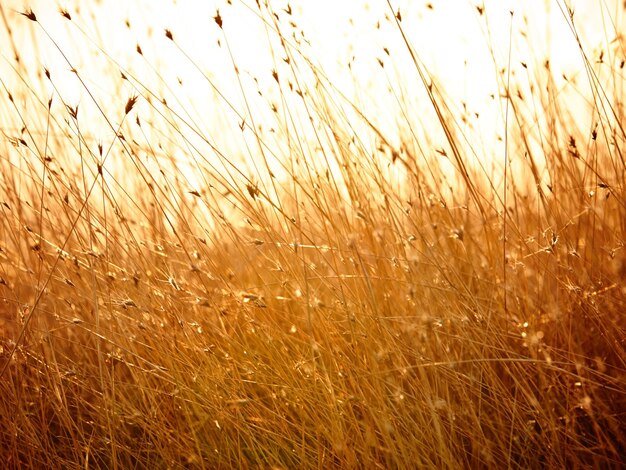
[
  {"xmin": 3, "ymin": 2, "xmax": 619, "ymax": 93},
  {"xmin": 1, "ymin": 0, "xmax": 624, "ymax": 178}
]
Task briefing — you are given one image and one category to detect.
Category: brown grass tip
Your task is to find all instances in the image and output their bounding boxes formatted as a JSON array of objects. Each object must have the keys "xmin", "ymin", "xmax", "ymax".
[
  {"xmin": 214, "ymin": 10, "xmax": 223, "ymax": 29},
  {"xmin": 21, "ymin": 9, "xmax": 37, "ymax": 22},
  {"xmin": 66, "ymin": 105, "xmax": 78, "ymax": 120},
  {"xmin": 125, "ymin": 96, "xmax": 138, "ymax": 115}
]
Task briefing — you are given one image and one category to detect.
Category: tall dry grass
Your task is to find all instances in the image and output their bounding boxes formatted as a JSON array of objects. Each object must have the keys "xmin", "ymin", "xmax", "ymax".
[{"xmin": 0, "ymin": 1, "xmax": 624, "ymax": 468}]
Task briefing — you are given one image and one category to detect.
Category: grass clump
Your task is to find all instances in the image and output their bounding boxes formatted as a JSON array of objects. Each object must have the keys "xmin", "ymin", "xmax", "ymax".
[{"xmin": 0, "ymin": 1, "xmax": 624, "ymax": 468}]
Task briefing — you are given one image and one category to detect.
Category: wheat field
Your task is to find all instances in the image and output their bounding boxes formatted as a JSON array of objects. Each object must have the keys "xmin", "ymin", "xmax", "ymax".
[{"xmin": 0, "ymin": 1, "xmax": 625, "ymax": 468}]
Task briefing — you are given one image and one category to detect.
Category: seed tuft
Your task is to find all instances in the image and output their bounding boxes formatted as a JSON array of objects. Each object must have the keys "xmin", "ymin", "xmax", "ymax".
[
  {"xmin": 21, "ymin": 10, "xmax": 37, "ymax": 22},
  {"xmin": 125, "ymin": 96, "xmax": 138, "ymax": 115},
  {"xmin": 214, "ymin": 10, "xmax": 223, "ymax": 29}
]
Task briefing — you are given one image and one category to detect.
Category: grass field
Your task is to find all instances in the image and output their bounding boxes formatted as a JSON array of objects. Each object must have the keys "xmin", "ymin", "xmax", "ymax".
[{"xmin": 1, "ymin": 1, "xmax": 625, "ymax": 468}]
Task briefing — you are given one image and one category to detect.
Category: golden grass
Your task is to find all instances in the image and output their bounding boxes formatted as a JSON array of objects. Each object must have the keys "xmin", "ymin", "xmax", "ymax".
[{"xmin": 1, "ymin": 1, "xmax": 625, "ymax": 468}]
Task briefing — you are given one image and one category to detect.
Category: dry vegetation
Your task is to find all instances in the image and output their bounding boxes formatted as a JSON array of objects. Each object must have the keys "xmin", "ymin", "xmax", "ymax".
[{"xmin": 1, "ymin": 1, "xmax": 625, "ymax": 468}]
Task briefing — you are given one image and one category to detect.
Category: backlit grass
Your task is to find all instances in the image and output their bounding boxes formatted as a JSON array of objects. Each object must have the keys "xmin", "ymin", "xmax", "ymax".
[{"xmin": 1, "ymin": 1, "xmax": 625, "ymax": 468}]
